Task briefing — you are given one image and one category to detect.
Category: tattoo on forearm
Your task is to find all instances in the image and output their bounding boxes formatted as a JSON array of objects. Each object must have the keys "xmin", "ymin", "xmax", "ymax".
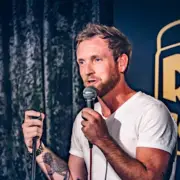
[{"xmin": 42, "ymin": 152, "xmax": 69, "ymax": 178}]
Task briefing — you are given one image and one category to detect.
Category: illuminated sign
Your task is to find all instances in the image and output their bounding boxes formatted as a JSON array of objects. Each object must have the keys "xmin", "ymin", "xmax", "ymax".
[{"xmin": 155, "ymin": 20, "xmax": 180, "ymax": 154}]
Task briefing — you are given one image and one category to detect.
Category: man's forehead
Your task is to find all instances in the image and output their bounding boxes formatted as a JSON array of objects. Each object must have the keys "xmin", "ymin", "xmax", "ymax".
[{"xmin": 76, "ymin": 38, "xmax": 111, "ymax": 58}]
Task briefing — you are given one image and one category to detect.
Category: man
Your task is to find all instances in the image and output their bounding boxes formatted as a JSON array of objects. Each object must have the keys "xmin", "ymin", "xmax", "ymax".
[{"xmin": 22, "ymin": 23, "xmax": 177, "ymax": 180}]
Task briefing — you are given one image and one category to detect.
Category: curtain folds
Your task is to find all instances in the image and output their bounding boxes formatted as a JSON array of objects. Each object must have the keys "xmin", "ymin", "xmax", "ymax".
[{"xmin": 0, "ymin": 0, "xmax": 112, "ymax": 179}]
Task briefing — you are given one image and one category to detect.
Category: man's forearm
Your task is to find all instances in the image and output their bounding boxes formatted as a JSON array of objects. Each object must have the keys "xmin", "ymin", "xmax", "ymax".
[
  {"xmin": 36, "ymin": 145, "xmax": 70, "ymax": 180},
  {"xmin": 95, "ymin": 136, "xmax": 163, "ymax": 180}
]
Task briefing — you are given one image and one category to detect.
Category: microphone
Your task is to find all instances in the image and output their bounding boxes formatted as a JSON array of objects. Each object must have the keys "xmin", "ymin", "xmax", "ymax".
[
  {"xmin": 83, "ymin": 86, "xmax": 97, "ymax": 148},
  {"xmin": 31, "ymin": 112, "xmax": 42, "ymax": 180}
]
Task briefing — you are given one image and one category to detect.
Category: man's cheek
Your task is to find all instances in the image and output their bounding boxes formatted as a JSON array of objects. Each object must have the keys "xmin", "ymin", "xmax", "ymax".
[{"xmin": 79, "ymin": 70, "xmax": 85, "ymax": 79}]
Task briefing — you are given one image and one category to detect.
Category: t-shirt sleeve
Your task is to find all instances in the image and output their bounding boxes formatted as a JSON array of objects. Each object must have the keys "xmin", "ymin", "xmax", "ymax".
[
  {"xmin": 137, "ymin": 103, "xmax": 177, "ymax": 154},
  {"xmin": 69, "ymin": 112, "xmax": 84, "ymax": 158}
]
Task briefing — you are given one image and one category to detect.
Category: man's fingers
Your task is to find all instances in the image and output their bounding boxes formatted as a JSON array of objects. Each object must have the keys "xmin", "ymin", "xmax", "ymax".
[
  {"xmin": 24, "ymin": 110, "xmax": 45, "ymax": 122},
  {"xmin": 82, "ymin": 108, "xmax": 95, "ymax": 115},
  {"xmin": 26, "ymin": 139, "xmax": 32, "ymax": 147},
  {"xmin": 81, "ymin": 120, "xmax": 88, "ymax": 127},
  {"xmin": 23, "ymin": 126, "xmax": 42, "ymax": 135},
  {"xmin": 22, "ymin": 119, "xmax": 43, "ymax": 128},
  {"xmin": 82, "ymin": 108, "xmax": 101, "ymax": 120},
  {"xmin": 27, "ymin": 131, "xmax": 42, "ymax": 138},
  {"xmin": 24, "ymin": 125, "xmax": 42, "ymax": 134},
  {"xmin": 38, "ymin": 112, "xmax": 45, "ymax": 121},
  {"xmin": 25, "ymin": 110, "xmax": 41, "ymax": 119},
  {"xmin": 23, "ymin": 110, "xmax": 45, "ymax": 153},
  {"xmin": 25, "ymin": 139, "xmax": 41, "ymax": 152},
  {"xmin": 81, "ymin": 111, "xmax": 96, "ymax": 123},
  {"xmin": 24, "ymin": 128, "xmax": 42, "ymax": 139}
]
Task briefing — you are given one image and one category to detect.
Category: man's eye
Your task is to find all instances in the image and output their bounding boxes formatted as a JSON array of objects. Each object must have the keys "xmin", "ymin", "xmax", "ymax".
[
  {"xmin": 95, "ymin": 58, "xmax": 101, "ymax": 62},
  {"xmin": 79, "ymin": 60, "xmax": 84, "ymax": 65}
]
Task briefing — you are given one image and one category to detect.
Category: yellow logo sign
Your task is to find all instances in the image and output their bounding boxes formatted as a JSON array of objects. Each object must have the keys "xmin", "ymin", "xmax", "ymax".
[{"xmin": 155, "ymin": 19, "xmax": 180, "ymax": 154}]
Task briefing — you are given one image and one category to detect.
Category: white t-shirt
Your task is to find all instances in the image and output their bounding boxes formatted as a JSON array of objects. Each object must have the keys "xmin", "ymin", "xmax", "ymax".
[{"xmin": 69, "ymin": 91, "xmax": 177, "ymax": 180}]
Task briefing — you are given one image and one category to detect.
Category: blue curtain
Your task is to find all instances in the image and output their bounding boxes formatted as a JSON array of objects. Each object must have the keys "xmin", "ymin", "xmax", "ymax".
[{"xmin": 0, "ymin": 0, "xmax": 113, "ymax": 179}]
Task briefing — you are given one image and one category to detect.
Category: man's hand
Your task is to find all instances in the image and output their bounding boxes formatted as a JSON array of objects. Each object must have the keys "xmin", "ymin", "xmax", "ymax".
[
  {"xmin": 81, "ymin": 107, "xmax": 110, "ymax": 145},
  {"xmin": 22, "ymin": 110, "xmax": 45, "ymax": 153}
]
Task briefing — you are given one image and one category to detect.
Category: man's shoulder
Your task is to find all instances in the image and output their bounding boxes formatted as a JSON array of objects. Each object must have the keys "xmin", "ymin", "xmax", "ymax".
[
  {"xmin": 135, "ymin": 91, "xmax": 167, "ymax": 110},
  {"xmin": 135, "ymin": 92, "xmax": 175, "ymax": 126}
]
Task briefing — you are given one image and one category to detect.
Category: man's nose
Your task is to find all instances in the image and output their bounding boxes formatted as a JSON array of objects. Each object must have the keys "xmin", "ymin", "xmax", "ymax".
[{"xmin": 85, "ymin": 62, "xmax": 94, "ymax": 75}]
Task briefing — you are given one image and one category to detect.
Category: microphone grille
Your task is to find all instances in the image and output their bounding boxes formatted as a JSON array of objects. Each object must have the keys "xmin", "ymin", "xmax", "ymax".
[{"xmin": 83, "ymin": 86, "xmax": 97, "ymax": 100}]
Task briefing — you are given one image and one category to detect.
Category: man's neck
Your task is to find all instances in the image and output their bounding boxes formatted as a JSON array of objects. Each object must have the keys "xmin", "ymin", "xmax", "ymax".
[{"xmin": 97, "ymin": 80, "xmax": 136, "ymax": 118}]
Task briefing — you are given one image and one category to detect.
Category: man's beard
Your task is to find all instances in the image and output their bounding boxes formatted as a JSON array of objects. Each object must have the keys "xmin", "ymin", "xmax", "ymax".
[{"xmin": 96, "ymin": 71, "xmax": 120, "ymax": 98}]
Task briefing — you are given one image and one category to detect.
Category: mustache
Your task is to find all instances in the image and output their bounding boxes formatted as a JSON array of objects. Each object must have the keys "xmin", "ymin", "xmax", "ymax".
[{"xmin": 84, "ymin": 75, "xmax": 99, "ymax": 82}]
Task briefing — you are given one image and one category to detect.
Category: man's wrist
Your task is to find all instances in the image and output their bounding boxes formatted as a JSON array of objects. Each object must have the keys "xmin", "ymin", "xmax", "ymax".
[
  {"xmin": 29, "ymin": 142, "xmax": 45, "ymax": 157},
  {"xmin": 95, "ymin": 135, "xmax": 113, "ymax": 148},
  {"xmin": 36, "ymin": 142, "xmax": 44, "ymax": 156}
]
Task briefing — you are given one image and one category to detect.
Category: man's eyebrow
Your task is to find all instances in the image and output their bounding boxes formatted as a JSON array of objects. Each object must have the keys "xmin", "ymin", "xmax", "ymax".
[{"xmin": 90, "ymin": 55, "xmax": 100, "ymax": 60}]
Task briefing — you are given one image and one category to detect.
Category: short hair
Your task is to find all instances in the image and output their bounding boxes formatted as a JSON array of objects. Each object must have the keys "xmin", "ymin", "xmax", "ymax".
[{"xmin": 76, "ymin": 23, "xmax": 132, "ymax": 61}]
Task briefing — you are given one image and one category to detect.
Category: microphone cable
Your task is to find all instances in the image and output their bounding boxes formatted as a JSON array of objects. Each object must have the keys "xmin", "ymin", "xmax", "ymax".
[
  {"xmin": 88, "ymin": 148, "xmax": 108, "ymax": 180},
  {"xmin": 104, "ymin": 160, "xmax": 108, "ymax": 180},
  {"xmin": 89, "ymin": 147, "xmax": 93, "ymax": 180}
]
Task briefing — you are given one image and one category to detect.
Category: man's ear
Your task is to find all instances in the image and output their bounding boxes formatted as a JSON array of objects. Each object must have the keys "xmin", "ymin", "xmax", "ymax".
[{"xmin": 116, "ymin": 53, "xmax": 129, "ymax": 73}]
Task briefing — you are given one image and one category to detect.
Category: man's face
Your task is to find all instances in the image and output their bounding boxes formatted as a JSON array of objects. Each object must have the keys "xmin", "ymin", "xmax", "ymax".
[{"xmin": 76, "ymin": 36, "xmax": 120, "ymax": 97}]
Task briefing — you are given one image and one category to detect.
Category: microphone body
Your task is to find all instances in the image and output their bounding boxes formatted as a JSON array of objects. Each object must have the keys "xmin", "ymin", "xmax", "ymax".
[
  {"xmin": 85, "ymin": 99, "xmax": 95, "ymax": 148},
  {"xmin": 31, "ymin": 113, "xmax": 42, "ymax": 180},
  {"xmin": 86, "ymin": 99, "xmax": 95, "ymax": 109},
  {"xmin": 83, "ymin": 86, "xmax": 97, "ymax": 148}
]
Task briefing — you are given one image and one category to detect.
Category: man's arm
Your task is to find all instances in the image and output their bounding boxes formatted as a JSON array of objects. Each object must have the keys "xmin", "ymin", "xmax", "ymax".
[
  {"xmin": 68, "ymin": 154, "xmax": 88, "ymax": 179},
  {"xmin": 36, "ymin": 144, "xmax": 87, "ymax": 180},
  {"xmin": 36, "ymin": 145, "xmax": 70, "ymax": 180},
  {"xmin": 21, "ymin": 110, "xmax": 87, "ymax": 180},
  {"xmin": 95, "ymin": 136, "xmax": 170, "ymax": 180},
  {"xmin": 81, "ymin": 107, "xmax": 176, "ymax": 180}
]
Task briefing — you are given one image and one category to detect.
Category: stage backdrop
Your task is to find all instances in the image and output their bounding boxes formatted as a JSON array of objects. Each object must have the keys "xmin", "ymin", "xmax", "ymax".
[
  {"xmin": 0, "ymin": 0, "xmax": 113, "ymax": 179},
  {"xmin": 114, "ymin": 0, "xmax": 179, "ymax": 179}
]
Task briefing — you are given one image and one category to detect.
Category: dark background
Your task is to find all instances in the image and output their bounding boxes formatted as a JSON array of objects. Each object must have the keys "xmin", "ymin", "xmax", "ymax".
[{"xmin": 0, "ymin": 0, "xmax": 179, "ymax": 179}]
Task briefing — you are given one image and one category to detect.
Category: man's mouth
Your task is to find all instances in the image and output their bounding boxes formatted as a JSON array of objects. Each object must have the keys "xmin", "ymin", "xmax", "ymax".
[{"xmin": 87, "ymin": 79, "xmax": 98, "ymax": 86}]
